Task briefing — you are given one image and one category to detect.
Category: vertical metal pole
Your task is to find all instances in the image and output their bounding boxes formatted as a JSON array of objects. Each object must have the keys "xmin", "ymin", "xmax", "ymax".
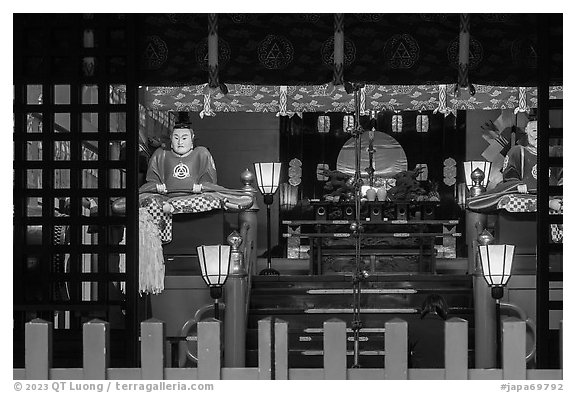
[
  {"xmin": 536, "ymin": 13, "xmax": 551, "ymax": 369},
  {"xmin": 496, "ymin": 299, "xmax": 501, "ymax": 369},
  {"xmin": 474, "ymin": 273, "xmax": 497, "ymax": 368},
  {"xmin": 351, "ymin": 86, "xmax": 364, "ymax": 368},
  {"xmin": 267, "ymin": 203, "xmax": 272, "ymax": 270},
  {"xmin": 214, "ymin": 299, "xmax": 219, "ymax": 320}
]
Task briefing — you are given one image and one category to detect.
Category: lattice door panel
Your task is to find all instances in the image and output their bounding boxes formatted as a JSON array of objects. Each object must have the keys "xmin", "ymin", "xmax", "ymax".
[{"xmin": 13, "ymin": 14, "xmax": 138, "ymax": 367}]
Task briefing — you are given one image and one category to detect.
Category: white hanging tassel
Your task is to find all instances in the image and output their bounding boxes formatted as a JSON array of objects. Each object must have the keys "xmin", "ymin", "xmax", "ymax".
[
  {"xmin": 139, "ymin": 208, "xmax": 165, "ymax": 295},
  {"xmin": 360, "ymin": 86, "xmax": 367, "ymax": 115},
  {"xmin": 434, "ymin": 84, "xmax": 455, "ymax": 117},
  {"xmin": 199, "ymin": 87, "xmax": 215, "ymax": 118},
  {"xmin": 276, "ymin": 85, "xmax": 288, "ymax": 117},
  {"xmin": 514, "ymin": 87, "xmax": 529, "ymax": 114}
]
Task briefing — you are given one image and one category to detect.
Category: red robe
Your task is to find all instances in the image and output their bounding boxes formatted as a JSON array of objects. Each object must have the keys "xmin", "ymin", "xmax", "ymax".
[
  {"xmin": 139, "ymin": 146, "xmax": 217, "ymax": 196},
  {"xmin": 138, "ymin": 146, "xmax": 253, "ymax": 211}
]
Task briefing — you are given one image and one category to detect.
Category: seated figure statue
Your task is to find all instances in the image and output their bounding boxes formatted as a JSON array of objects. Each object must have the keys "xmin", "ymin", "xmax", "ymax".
[
  {"xmin": 139, "ymin": 120, "xmax": 253, "ymax": 213},
  {"xmin": 140, "ymin": 122, "xmax": 217, "ymax": 200},
  {"xmin": 467, "ymin": 120, "xmax": 562, "ymax": 213},
  {"xmin": 501, "ymin": 120, "xmax": 539, "ymax": 193}
]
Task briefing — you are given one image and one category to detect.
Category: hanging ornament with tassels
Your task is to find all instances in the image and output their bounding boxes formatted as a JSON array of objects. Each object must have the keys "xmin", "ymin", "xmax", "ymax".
[{"xmin": 455, "ymin": 14, "xmax": 476, "ymax": 97}]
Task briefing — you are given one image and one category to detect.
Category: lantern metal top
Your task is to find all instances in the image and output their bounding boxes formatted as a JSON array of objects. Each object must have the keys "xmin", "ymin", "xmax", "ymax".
[{"xmin": 464, "ymin": 160, "xmax": 492, "ymax": 190}]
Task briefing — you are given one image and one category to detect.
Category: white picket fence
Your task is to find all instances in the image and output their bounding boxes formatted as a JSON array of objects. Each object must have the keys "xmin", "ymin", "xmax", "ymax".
[{"xmin": 13, "ymin": 317, "xmax": 562, "ymax": 380}]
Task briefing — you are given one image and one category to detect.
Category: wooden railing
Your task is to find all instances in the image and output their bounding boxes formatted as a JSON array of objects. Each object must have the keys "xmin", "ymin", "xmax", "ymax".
[{"xmin": 14, "ymin": 317, "xmax": 562, "ymax": 380}]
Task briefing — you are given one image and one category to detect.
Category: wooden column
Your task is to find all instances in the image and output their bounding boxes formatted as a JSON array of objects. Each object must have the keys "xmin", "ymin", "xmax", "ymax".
[
  {"xmin": 467, "ymin": 210, "xmax": 497, "ymax": 368},
  {"xmin": 224, "ymin": 231, "xmax": 248, "ymax": 368}
]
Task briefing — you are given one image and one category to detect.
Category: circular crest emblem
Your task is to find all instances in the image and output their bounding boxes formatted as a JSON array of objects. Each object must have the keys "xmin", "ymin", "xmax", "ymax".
[
  {"xmin": 481, "ymin": 14, "xmax": 510, "ymax": 23},
  {"xmin": 195, "ymin": 38, "xmax": 231, "ymax": 71},
  {"xmin": 298, "ymin": 14, "xmax": 321, "ymax": 23},
  {"xmin": 383, "ymin": 34, "xmax": 420, "ymax": 69},
  {"xmin": 355, "ymin": 14, "xmax": 384, "ymax": 22},
  {"xmin": 166, "ymin": 14, "xmax": 198, "ymax": 24},
  {"xmin": 173, "ymin": 162, "xmax": 190, "ymax": 180},
  {"xmin": 229, "ymin": 14, "xmax": 255, "ymax": 24},
  {"xmin": 420, "ymin": 14, "xmax": 447, "ymax": 23},
  {"xmin": 531, "ymin": 164, "xmax": 537, "ymax": 180},
  {"xmin": 321, "ymin": 36, "xmax": 356, "ymax": 69},
  {"xmin": 511, "ymin": 38, "xmax": 537, "ymax": 69},
  {"xmin": 447, "ymin": 36, "xmax": 484, "ymax": 69},
  {"xmin": 258, "ymin": 35, "xmax": 294, "ymax": 70},
  {"xmin": 143, "ymin": 36, "xmax": 168, "ymax": 70}
]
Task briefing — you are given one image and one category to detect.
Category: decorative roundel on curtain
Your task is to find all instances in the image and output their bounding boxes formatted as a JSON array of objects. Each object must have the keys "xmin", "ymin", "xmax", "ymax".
[
  {"xmin": 258, "ymin": 35, "xmax": 294, "ymax": 69},
  {"xmin": 143, "ymin": 35, "xmax": 168, "ymax": 70},
  {"xmin": 419, "ymin": 14, "xmax": 448, "ymax": 23},
  {"xmin": 321, "ymin": 36, "xmax": 356, "ymax": 69},
  {"xmin": 355, "ymin": 14, "xmax": 384, "ymax": 22},
  {"xmin": 166, "ymin": 14, "xmax": 198, "ymax": 25},
  {"xmin": 383, "ymin": 34, "xmax": 420, "ymax": 69},
  {"xmin": 298, "ymin": 14, "xmax": 321, "ymax": 23},
  {"xmin": 511, "ymin": 37, "xmax": 537, "ymax": 69},
  {"xmin": 447, "ymin": 36, "xmax": 484, "ymax": 69},
  {"xmin": 195, "ymin": 37, "xmax": 231, "ymax": 71},
  {"xmin": 481, "ymin": 14, "xmax": 511, "ymax": 23},
  {"xmin": 229, "ymin": 14, "xmax": 256, "ymax": 24}
]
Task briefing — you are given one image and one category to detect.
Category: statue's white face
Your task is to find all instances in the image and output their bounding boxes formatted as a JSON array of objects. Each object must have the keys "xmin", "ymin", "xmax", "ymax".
[
  {"xmin": 171, "ymin": 128, "xmax": 194, "ymax": 155},
  {"xmin": 526, "ymin": 121, "xmax": 537, "ymax": 148}
]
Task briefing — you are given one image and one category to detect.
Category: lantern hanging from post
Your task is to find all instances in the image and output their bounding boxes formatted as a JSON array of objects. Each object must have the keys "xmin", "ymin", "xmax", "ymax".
[
  {"xmin": 478, "ymin": 244, "xmax": 515, "ymax": 299},
  {"xmin": 254, "ymin": 162, "xmax": 282, "ymax": 276},
  {"xmin": 478, "ymin": 243, "xmax": 515, "ymax": 369},
  {"xmin": 196, "ymin": 244, "xmax": 231, "ymax": 320}
]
